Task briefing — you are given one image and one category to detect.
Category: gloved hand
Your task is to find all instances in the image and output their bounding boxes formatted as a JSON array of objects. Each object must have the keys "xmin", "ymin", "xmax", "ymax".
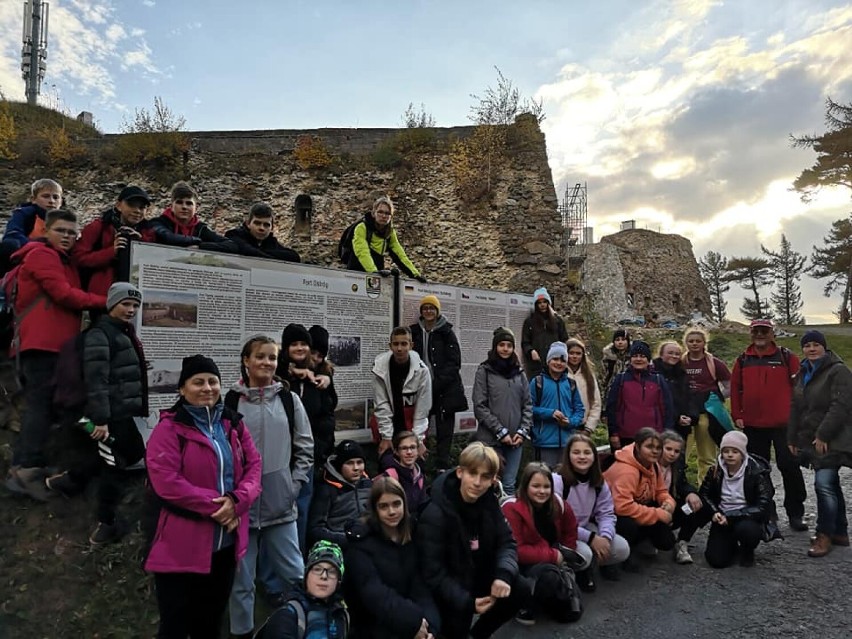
[
  {"xmin": 377, "ymin": 269, "xmax": 392, "ymax": 277},
  {"xmin": 415, "ymin": 274, "xmax": 428, "ymax": 283}
]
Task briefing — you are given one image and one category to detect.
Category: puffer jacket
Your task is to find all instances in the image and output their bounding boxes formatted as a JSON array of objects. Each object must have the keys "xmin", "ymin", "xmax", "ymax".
[
  {"xmin": 698, "ymin": 454, "xmax": 773, "ymax": 522},
  {"xmin": 82, "ymin": 315, "xmax": 148, "ymax": 424},
  {"xmin": 416, "ymin": 470, "xmax": 518, "ymax": 615},
  {"xmin": 372, "ymin": 350, "xmax": 432, "ymax": 441},
  {"xmin": 606, "ymin": 367, "xmax": 674, "ymax": 438},
  {"xmin": 411, "ymin": 316, "xmax": 468, "ymax": 417},
  {"xmin": 472, "ymin": 358, "xmax": 532, "ymax": 445},
  {"xmin": 502, "ymin": 495, "xmax": 578, "ymax": 566},
  {"xmin": 603, "ymin": 444, "xmax": 675, "ymax": 525},
  {"xmin": 144, "ymin": 401, "xmax": 262, "ymax": 574},
  {"xmin": 2, "ymin": 202, "xmax": 48, "ymax": 249},
  {"xmin": 530, "ymin": 372, "xmax": 585, "ymax": 449},
  {"xmin": 789, "ymin": 351, "xmax": 852, "ymax": 469},
  {"xmin": 229, "ymin": 380, "xmax": 314, "ymax": 528},
  {"xmin": 344, "ymin": 520, "xmax": 440, "ymax": 639},
  {"xmin": 308, "ymin": 456, "xmax": 372, "ymax": 549}
]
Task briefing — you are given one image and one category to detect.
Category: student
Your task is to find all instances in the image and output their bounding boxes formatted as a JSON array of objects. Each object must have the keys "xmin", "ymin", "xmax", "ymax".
[
  {"xmin": 502, "ymin": 462, "xmax": 583, "ymax": 625},
  {"xmin": 308, "ymin": 439, "xmax": 372, "ymax": 550},
  {"xmin": 603, "ymin": 427, "xmax": 677, "ymax": 571},
  {"xmin": 658, "ymin": 431, "xmax": 705, "ymax": 565},
  {"xmin": 254, "ymin": 541, "xmax": 350, "ymax": 639},
  {"xmin": 520, "ymin": 287, "xmax": 568, "ymax": 379},
  {"xmin": 224, "ymin": 201, "xmax": 300, "ymax": 262},
  {"xmin": 5, "ymin": 209, "xmax": 107, "ymax": 501},
  {"xmin": 1, "ymin": 178, "xmax": 63, "ymax": 256},
  {"xmin": 553, "ymin": 434, "xmax": 630, "ymax": 589},
  {"xmin": 308, "ymin": 324, "xmax": 337, "ymax": 401},
  {"xmin": 377, "ymin": 431, "xmax": 428, "ymax": 516},
  {"xmin": 653, "ymin": 341, "xmax": 697, "ymax": 448},
  {"xmin": 346, "ymin": 195, "xmax": 424, "ymax": 280},
  {"xmin": 472, "ymin": 327, "xmax": 532, "ymax": 496},
  {"xmin": 530, "ymin": 341, "xmax": 585, "ymax": 468},
  {"xmin": 344, "ymin": 476, "xmax": 440, "ymax": 639},
  {"xmin": 601, "ymin": 328, "xmax": 631, "ymax": 402},
  {"xmin": 565, "ymin": 338, "xmax": 602, "ymax": 434},
  {"xmin": 372, "ymin": 326, "xmax": 432, "ymax": 459},
  {"xmin": 698, "ymin": 430, "xmax": 774, "ymax": 568},
  {"xmin": 150, "ymin": 181, "xmax": 237, "ymax": 252},
  {"xmin": 417, "ymin": 442, "xmax": 529, "ymax": 639},
  {"xmin": 73, "ymin": 185, "xmax": 154, "ymax": 296}
]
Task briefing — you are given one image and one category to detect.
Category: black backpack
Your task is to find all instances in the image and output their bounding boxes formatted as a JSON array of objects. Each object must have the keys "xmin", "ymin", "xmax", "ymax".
[{"xmin": 337, "ymin": 220, "xmax": 372, "ymax": 265}]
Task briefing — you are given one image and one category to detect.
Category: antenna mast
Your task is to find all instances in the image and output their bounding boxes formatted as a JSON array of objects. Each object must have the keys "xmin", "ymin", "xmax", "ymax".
[{"xmin": 21, "ymin": 0, "xmax": 50, "ymax": 105}]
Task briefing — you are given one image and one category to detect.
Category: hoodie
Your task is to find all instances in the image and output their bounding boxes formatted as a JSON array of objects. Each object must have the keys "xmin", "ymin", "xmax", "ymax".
[
  {"xmin": 603, "ymin": 444, "xmax": 675, "ymax": 525},
  {"xmin": 372, "ymin": 350, "xmax": 432, "ymax": 441}
]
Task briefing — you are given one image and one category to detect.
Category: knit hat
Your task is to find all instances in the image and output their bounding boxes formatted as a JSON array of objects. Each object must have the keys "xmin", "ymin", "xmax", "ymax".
[
  {"xmin": 106, "ymin": 282, "xmax": 142, "ymax": 310},
  {"xmin": 800, "ymin": 330, "xmax": 827, "ymax": 350},
  {"xmin": 565, "ymin": 337, "xmax": 586, "ymax": 356},
  {"xmin": 492, "ymin": 326, "xmax": 515, "ymax": 349},
  {"xmin": 332, "ymin": 439, "xmax": 365, "ymax": 470},
  {"xmin": 546, "ymin": 341, "xmax": 568, "ymax": 362},
  {"xmin": 720, "ymin": 430, "xmax": 749, "ymax": 457},
  {"xmin": 533, "ymin": 287, "xmax": 552, "ymax": 305},
  {"xmin": 178, "ymin": 354, "xmax": 221, "ymax": 387},
  {"xmin": 612, "ymin": 328, "xmax": 630, "ymax": 343},
  {"xmin": 629, "ymin": 340, "xmax": 651, "ymax": 359},
  {"xmin": 281, "ymin": 323, "xmax": 312, "ymax": 349},
  {"xmin": 305, "ymin": 540, "xmax": 345, "ymax": 582},
  {"xmin": 309, "ymin": 325, "xmax": 330, "ymax": 358},
  {"xmin": 419, "ymin": 295, "xmax": 441, "ymax": 314}
]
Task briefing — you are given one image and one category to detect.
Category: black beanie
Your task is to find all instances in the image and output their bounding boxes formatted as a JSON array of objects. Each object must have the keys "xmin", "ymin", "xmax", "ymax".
[
  {"xmin": 492, "ymin": 326, "xmax": 515, "ymax": 350},
  {"xmin": 178, "ymin": 354, "xmax": 221, "ymax": 387},
  {"xmin": 281, "ymin": 323, "xmax": 312, "ymax": 349},
  {"xmin": 800, "ymin": 330, "xmax": 827, "ymax": 350},
  {"xmin": 629, "ymin": 340, "xmax": 652, "ymax": 359},
  {"xmin": 309, "ymin": 325, "xmax": 330, "ymax": 358},
  {"xmin": 613, "ymin": 329, "xmax": 630, "ymax": 343},
  {"xmin": 332, "ymin": 439, "xmax": 365, "ymax": 470}
]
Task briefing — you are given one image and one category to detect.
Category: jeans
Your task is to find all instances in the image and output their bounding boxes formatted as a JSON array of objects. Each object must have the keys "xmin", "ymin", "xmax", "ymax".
[
  {"xmin": 14, "ymin": 350, "xmax": 58, "ymax": 468},
  {"xmin": 575, "ymin": 522, "xmax": 631, "ymax": 568},
  {"xmin": 296, "ymin": 473, "xmax": 314, "ymax": 554},
  {"xmin": 744, "ymin": 426, "xmax": 806, "ymax": 519},
  {"xmin": 496, "ymin": 442, "xmax": 524, "ymax": 496},
  {"xmin": 229, "ymin": 522, "xmax": 304, "ymax": 635},
  {"xmin": 535, "ymin": 447, "xmax": 563, "ymax": 470},
  {"xmin": 814, "ymin": 467, "xmax": 848, "ymax": 537},
  {"xmin": 704, "ymin": 519, "xmax": 763, "ymax": 568}
]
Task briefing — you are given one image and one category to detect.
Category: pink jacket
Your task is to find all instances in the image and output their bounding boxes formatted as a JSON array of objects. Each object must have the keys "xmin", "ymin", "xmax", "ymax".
[{"xmin": 144, "ymin": 404, "xmax": 262, "ymax": 574}]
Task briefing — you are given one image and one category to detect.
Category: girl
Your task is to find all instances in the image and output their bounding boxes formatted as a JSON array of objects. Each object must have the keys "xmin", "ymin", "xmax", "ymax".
[
  {"xmin": 698, "ymin": 430, "xmax": 773, "ymax": 568},
  {"xmin": 653, "ymin": 341, "xmax": 697, "ymax": 446},
  {"xmin": 681, "ymin": 327, "xmax": 732, "ymax": 483},
  {"xmin": 502, "ymin": 462, "xmax": 583, "ymax": 624},
  {"xmin": 226, "ymin": 337, "xmax": 315, "ymax": 639},
  {"xmin": 554, "ymin": 434, "xmax": 630, "ymax": 589},
  {"xmin": 603, "ymin": 427, "xmax": 676, "ymax": 571},
  {"xmin": 520, "ymin": 287, "xmax": 569, "ymax": 379},
  {"xmin": 377, "ymin": 430, "xmax": 427, "ymax": 515},
  {"xmin": 565, "ymin": 338, "xmax": 601, "ymax": 435},
  {"xmin": 472, "ymin": 326, "xmax": 532, "ymax": 495},
  {"xmin": 601, "ymin": 328, "xmax": 630, "ymax": 401},
  {"xmin": 658, "ymin": 431, "xmax": 705, "ymax": 565},
  {"xmin": 345, "ymin": 477, "xmax": 440, "ymax": 639}
]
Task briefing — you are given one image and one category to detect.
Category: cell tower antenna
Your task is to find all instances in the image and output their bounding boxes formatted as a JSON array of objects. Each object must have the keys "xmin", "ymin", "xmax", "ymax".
[{"xmin": 21, "ymin": 0, "xmax": 50, "ymax": 105}]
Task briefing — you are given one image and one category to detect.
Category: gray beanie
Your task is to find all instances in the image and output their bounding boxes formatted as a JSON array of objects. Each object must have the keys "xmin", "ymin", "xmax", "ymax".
[{"xmin": 107, "ymin": 282, "xmax": 142, "ymax": 310}]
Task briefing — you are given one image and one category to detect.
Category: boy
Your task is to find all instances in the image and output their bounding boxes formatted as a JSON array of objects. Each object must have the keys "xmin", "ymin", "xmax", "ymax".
[
  {"xmin": 1, "ymin": 179, "xmax": 63, "ymax": 256},
  {"xmin": 149, "ymin": 181, "xmax": 237, "ymax": 252},
  {"xmin": 73, "ymin": 185, "xmax": 154, "ymax": 296},
  {"xmin": 5, "ymin": 210, "xmax": 107, "ymax": 501},
  {"xmin": 378, "ymin": 430, "xmax": 427, "ymax": 514},
  {"xmin": 254, "ymin": 541, "xmax": 349, "ymax": 638},
  {"xmin": 417, "ymin": 442, "xmax": 529, "ymax": 638},
  {"xmin": 659, "ymin": 431, "xmax": 705, "ymax": 564},
  {"xmin": 224, "ymin": 201, "xmax": 300, "ymax": 262},
  {"xmin": 308, "ymin": 440, "xmax": 372, "ymax": 550},
  {"xmin": 372, "ymin": 326, "xmax": 432, "ymax": 458}
]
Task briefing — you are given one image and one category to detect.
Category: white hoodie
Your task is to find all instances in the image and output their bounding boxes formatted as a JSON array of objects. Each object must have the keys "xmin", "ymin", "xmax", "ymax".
[
  {"xmin": 719, "ymin": 454, "xmax": 749, "ymax": 513},
  {"xmin": 372, "ymin": 349, "xmax": 432, "ymax": 441}
]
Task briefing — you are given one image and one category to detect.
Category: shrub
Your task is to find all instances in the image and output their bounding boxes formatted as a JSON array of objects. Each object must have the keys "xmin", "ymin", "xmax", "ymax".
[
  {"xmin": 40, "ymin": 126, "xmax": 86, "ymax": 165},
  {"xmin": 370, "ymin": 142, "xmax": 403, "ymax": 170},
  {"xmin": 113, "ymin": 131, "xmax": 190, "ymax": 169},
  {"xmin": 293, "ymin": 135, "xmax": 334, "ymax": 170},
  {"xmin": 0, "ymin": 102, "xmax": 17, "ymax": 160}
]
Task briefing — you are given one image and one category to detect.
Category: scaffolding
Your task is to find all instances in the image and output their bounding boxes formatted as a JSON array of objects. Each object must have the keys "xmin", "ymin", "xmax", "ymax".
[{"xmin": 558, "ymin": 182, "xmax": 588, "ymax": 285}]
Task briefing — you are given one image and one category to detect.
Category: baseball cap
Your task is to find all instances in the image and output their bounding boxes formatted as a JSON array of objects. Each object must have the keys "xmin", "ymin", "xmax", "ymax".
[
  {"xmin": 749, "ymin": 319, "xmax": 774, "ymax": 330},
  {"xmin": 118, "ymin": 185, "xmax": 151, "ymax": 204}
]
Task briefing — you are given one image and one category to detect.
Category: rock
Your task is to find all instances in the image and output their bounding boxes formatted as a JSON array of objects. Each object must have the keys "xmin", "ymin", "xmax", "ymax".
[
  {"xmin": 514, "ymin": 254, "xmax": 539, "ymax": 265},
  {"xmin": 537, "ymin": 264, "xmax": 562, "ymax": 274},
  {"xmin": 525, "ymin": 241, "xmax": 555, "ymax": 255}
]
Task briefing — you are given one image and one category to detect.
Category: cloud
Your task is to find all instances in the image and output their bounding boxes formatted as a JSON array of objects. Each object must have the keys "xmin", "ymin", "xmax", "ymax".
[{"xmin": 142, "ymin": 0, "xmax": 156, "ymax": 6}]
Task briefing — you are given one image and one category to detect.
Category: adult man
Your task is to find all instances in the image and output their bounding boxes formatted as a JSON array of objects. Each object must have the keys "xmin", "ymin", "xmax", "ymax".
[
  {"xmin": 224, "ymin": 202, "xmax": 301, "ymax": 262},
  {"xmin": 521, "ymin": 287, "xmax": 568, "ymax": 378},
  {"xmin": 730, "ymin": 319, "xmax": 807, "ymax": 531},
  {"xmin": 5, "ymin": 210, "xmax": 107, "ymax": 501},
  {"xmin": 372, "ymin": 326, "xmax": 432, "ymax": 459}
]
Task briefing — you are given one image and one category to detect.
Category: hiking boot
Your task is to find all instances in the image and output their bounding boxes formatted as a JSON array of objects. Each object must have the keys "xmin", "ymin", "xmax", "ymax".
[
  {"xmin": 45, "ymin": 471, "xmax": 83, "ymax": 498},
  {"xmin": 514, "ymin": 609, "xmax": 536, "ymax": 626},
  {"xmin": 808, "ymin": 533, "xmax": 832, "ymax": 558},
  {"xmin": 832, "ymin": 534, "xmax": 850, "ymax": 546},
  {"xmin": 788, "ymin": 516, "xmax": 808, "ymax": 532},
  {"xmin": 89, "ymin": 522, "xmax": 120, "ymax": 546},
  {"xmin": 599, "ymin": 564, "xmax": 622, "ymax": 581},
  {"xmin": 738, "ymin": 549, "xmax": 755, "ymax": 567},
  {"xmin": 9, "ymin": 466, "xmax": 51, "ymax": 502},
  {"xmin": 575, "ymin": 568, "xmax": 596, "ymax": 593},
  {"xmin": 674, "ymin": 540, "xmax": 694, "ymax": 565},
  {"xmin": 635, "ymin": 539, "xmax": 658, "ymax": 557}
]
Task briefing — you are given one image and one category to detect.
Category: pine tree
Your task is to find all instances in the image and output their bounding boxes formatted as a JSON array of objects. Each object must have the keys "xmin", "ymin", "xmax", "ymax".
[
  {"xmin": 761, "ymin": 235, "xmax": 806, "ymax": 325},
  {"xmin": 698, "ymin": 251, "xmax": 729, "ymax": 322},
  {"xmin": 808, "ymin": 215, "xmax": 852, "ymax": 322},
  {"xmin": 791, "ymin": 97, "xmax": 852, "ymax": 202},
  {"xmin": 724, "ymin": 257, "xmax": 774, "ymax": 320}
]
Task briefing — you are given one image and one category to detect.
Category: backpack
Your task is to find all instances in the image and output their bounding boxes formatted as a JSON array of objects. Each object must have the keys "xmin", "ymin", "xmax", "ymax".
[
  {"xmin": 254, "ymin": 595, "xmax": 350, "ymax": 639},
  {"xmin": 527, "ymin": 563, "xmax": 583, "ymax": 623},
  {"xmin": 337, "ymin": 220, "xmax": 372, "ymax": 265},
  {"xmin": 52, "ymin": 327, "xmax": 101, "ymax": 421},
  {"xmin": 0, "ymin": 258, "xmax": 47, "ymax": 355},
  {"xmin": 224, "ymin": 387, "xmax": 297, "ymax": 471}
]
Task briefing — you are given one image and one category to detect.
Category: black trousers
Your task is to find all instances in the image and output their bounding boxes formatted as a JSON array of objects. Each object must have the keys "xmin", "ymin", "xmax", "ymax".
[
  {"xmin": 154, "ymin": 547, "xmax": 236, "ymax": 639},
  {"xmin": 14, "ymin": 350, "xmax": 58, "ymax": 467},
  {"xmin": 438, "ymin": 572, "xmax": 531, "ymax": 639},
  {"xmin": 705, "ymin": 519, "xmax": 763, "ymax": 568},
  {"xmin": 671, "ymin": 503, "xmax": 712, "ymax": 542},
  {"xmin": 744, "ymin": 426, "xmax": 806, "ymax": 518},
  {"xmin": 616, "ymin": 516, "xmax": 676, "ymax": 551},
  {"xmin": 96, "ymin": 417, "xmax": 145, "ymax": 524},
  {"xmin": 434, "ymin": 412, "xmax": 456, "ymax": 469}
]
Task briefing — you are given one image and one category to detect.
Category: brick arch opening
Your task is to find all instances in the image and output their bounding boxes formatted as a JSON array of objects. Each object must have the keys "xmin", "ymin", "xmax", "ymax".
[{"xmin": 294, "ymin": 194, "xmax": 312, "ymax": 238}]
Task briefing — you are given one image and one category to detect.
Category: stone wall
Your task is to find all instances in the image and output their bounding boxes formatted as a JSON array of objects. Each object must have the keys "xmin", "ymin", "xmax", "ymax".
[{"xmin": 582, "ymin": 242, "xmax": 631, "ymax": 322}]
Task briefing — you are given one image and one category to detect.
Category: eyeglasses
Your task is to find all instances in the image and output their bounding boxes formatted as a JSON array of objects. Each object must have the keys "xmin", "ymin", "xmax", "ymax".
[
  {"xmin": 309, "ymin": 565, "xmax": 339, "ymax": 580},
  {"xmin": 50, "ymin": 228, "xmax": 78, "ymax": 237}
]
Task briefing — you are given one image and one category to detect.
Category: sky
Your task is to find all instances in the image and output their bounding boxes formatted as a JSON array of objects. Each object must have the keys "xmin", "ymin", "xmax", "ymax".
[{"xmin": 1, "ymin": 0, "xmax": 851, "ymax": 323}]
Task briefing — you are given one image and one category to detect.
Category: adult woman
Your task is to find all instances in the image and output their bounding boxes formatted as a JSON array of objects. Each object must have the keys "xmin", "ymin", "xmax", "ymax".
[
  {"xmin": 681, "ymin": 327, "xmax": 732, "ymax": 483},
  {"xmin": 473, "ymin": 327, "xmax": 532, "ymax": 496},
  {"xmin": 144, "ymin": 354, "xmax": 261, "ymax": 638},
  {"xmin": 789, "ymin": 330, "xmax": 852, "ymax": 557},
  {"xmin": 601, "ymin": 329, "xmax": 630, "ymax": 401},
  {"xmin": 345, "ymin": 476, "xmax": 440, "ymax": 639},
  {"xmin": 347, "ymin": 195, "xmax": 423, "ymax": 279},
  {"xmin": 226, "ymin": 337, "xmax": 315, "ymax": 638},
  {"xmin": 653, "ymin": 341, "xmax": 697, "ymax": 447},
  {"xmin": 565, "ymin": 338, "xmax": 601, "ymax": 435},
  {"xmin": 603, "ymin": 427, "xmax": 676, "ymax": 570}
]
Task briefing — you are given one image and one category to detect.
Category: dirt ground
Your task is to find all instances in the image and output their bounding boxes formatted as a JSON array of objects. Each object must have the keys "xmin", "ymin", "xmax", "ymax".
[{"xmin": 495, "ymin": 464, "xmax": 852, "ymax": 639}]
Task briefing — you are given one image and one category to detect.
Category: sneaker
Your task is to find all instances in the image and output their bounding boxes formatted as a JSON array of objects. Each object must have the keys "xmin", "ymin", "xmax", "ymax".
[
  {"xmin": 635, "ymin": 539, "xmax": 658, "ymax": 557},
  {"xmin": 45, "ymin": 471, "xmax": 83, "ymax": 498},
  {"xmin": 575, "ymin": 568, "xmax": 596, "ymax": 593},
  {"xmin": 515, "ymin": 609, "xmax": 536, "ymax": 626},
  {"xmin": 9, "ymin": 466, "xmax": 51, "ymax": 502},
  {"xmin": 788, "ymin": 516, "xmax": 808, "ymax": 532},
  {"xmin": 675, "ymin": 540, "xmax": 694, "ymax": 565},
  {"xmin": 89, "ymin": 522, "xmax": 119, "ymax": 546}
]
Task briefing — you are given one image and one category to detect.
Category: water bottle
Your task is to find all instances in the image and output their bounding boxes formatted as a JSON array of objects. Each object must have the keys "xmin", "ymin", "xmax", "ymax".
[{"xmin": 81, "ymin": 418, "xmax": 116, "ymax": 446}]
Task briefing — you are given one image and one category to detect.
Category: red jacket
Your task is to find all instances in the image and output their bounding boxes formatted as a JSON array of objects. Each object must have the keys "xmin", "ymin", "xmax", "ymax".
[
  {"xmin": 11, "ymin": 241, "xmax": 107, "ymax": 355},
  {"xmin": 502, "ymin": 495, "xmax": 578, "ymax": 566},
  {"xmin": 730, "ymin": 344, "xmax": 799, "ymax": 428}
]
